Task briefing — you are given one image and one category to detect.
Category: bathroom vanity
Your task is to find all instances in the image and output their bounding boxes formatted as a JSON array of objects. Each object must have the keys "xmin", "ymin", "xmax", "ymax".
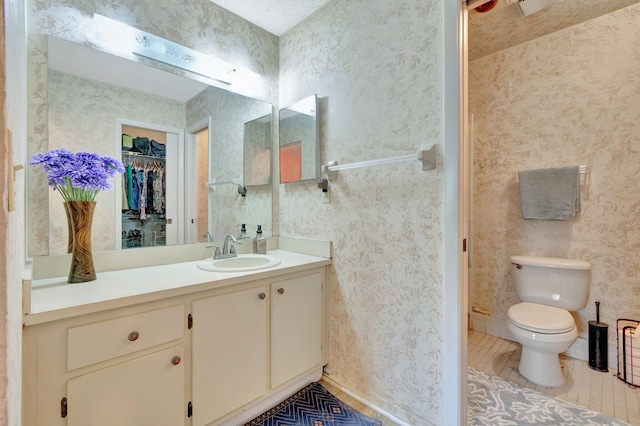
[{"xmin": 22, "ymin": 241, "xmax": 331, "ymax": 426}]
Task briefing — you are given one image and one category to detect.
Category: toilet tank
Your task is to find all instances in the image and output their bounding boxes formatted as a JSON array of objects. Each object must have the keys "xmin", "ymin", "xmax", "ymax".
[{"xmin": 510, "ymin": 255, "xmax": 591, "ymax": 311}]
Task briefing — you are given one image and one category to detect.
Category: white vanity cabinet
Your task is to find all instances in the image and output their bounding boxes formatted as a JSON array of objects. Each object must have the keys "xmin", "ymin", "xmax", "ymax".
[
  {"xmin": 191, "ymin": 285, "xmax": 269, "ymax": 426},
  {"xmin": 23, "ymin": 251, "xmax": 330, "ymax": 426},
  {"xmin": 23, "ymin": 303, "xmax": 189, "ymax": 426},
  {"xmin": 190, "ymin": 269, "xmax": 326, "ymax": 426},
  {"xmin": 271, "ymin": 271, "xmax": 323, "ymax": 388}
]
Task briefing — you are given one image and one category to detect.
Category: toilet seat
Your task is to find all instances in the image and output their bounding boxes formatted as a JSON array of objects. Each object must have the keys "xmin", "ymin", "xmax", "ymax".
[{"xmin": 508, "ymin": 302, "xmax": 575, "ymax": 334}]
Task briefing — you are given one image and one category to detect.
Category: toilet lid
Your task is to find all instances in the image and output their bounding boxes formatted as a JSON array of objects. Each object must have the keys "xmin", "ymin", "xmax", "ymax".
[{"xmin": 508, "ymin": 302, "xmax": 575, "ymax": 334}]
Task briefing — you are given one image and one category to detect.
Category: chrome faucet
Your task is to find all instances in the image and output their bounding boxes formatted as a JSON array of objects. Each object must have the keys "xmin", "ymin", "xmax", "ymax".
[
  {"xmin": 206, "ymin": 244, "xmax": 221, "ymax": 259},
  {"xmin": 221, "ymin": 234, "xmax": 240, "ymax": 258},
  {"xmin": 206, "ymin": 234, "xmax": 241, "ymax": 260},
  {"xmin": 203, "ymin": 231, "xmax": 213, "ymax": 242}
]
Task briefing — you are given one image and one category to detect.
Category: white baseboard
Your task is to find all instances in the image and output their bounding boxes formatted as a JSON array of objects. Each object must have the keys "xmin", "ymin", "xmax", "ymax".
[
  {"xmin": 320, "ymin": 375, "xmax": 412, "ymax": 426},
  {"xmin": 470, "ymin": 312, "xmax": 514, "ymax": 341},
  {"xmin": 470, "ymin": 312, "xmax": 618, "ymax": 371}
]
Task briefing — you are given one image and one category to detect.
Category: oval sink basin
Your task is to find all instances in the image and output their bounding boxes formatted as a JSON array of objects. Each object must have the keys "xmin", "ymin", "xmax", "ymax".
[{"xmin": 197, "ymin": 254, "xmax": 281, "ymax": 273}]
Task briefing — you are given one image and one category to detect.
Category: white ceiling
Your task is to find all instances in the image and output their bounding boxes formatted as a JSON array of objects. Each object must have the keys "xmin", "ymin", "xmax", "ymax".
[
  {"xmin": 469, "ymin": 0, "xmax": 640, "ymax": 60},
  {"xmin": 209, "ymin": 0, "xmax": 333, "ymax": 35}
]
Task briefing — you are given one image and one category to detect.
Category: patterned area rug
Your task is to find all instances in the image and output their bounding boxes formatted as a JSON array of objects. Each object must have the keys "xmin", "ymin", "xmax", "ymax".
[
  {"xmin": 244, "ymin": 383, "xmax": 382, "ymax": 426},
  {"xmin": 468, "ymin": 367, "xmax": 631, "ymax": 425}
]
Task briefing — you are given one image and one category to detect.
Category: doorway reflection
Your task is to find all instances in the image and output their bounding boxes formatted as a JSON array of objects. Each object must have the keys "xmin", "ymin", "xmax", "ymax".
[{"xmin": 195, "ymin": 128, "xmax": 210, "ymax": 242}]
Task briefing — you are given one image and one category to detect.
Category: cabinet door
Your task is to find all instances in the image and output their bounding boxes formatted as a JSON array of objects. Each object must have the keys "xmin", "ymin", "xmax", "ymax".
[
  {"xmin": 271, "ymin": 272, "xmax": 323, "ymax": 388},
  {"xmin": 67, "ymin": 346, "xmax": 184, "ymax": 426},
  {"xmin": 192, "ymin": 286, "xmax": 268, "ymax": 426}
]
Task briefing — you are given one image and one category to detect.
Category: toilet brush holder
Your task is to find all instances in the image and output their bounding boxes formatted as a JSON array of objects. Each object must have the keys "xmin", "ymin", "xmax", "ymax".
[{"xmin": 588, "ymin": 301, "xmax": 609, "ymax": 372}]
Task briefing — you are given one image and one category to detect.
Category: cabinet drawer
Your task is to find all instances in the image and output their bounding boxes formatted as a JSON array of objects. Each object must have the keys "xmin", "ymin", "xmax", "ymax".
[{"xmin": 68, "ymin": 305, "xmax": 184, "ymax": 371}]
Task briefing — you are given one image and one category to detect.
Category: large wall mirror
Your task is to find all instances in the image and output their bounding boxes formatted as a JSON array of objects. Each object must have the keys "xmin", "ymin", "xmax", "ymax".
[
  {"xmin": 32, "ymin": 35, "xmax": 273, "ymax": 256},
  {"xmin": 279, "ymin": 95, "xmax": 319, "ymax": 183}
]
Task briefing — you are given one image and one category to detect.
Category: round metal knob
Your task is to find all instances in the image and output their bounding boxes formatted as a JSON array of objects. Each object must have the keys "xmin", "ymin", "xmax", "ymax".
[
  {"xmin": 171, "ymin": 356, "xmax": 181, "ymax": 366},
  {"xmin": 128, "ymin": 331, "xmax": 139, "ymax": 342},
  {"xmin": 277, "ymin": 288, "xmax": 285, "ymax": 295},
  {"xmin": 258, "ymin": 292, "xmax": 266, "ymax": 300}
]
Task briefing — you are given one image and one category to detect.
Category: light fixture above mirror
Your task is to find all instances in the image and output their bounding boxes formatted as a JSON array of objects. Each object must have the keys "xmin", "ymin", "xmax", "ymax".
[{"xmin": 92, "ymin": 14, "xmax": 261, "ymax": 91}]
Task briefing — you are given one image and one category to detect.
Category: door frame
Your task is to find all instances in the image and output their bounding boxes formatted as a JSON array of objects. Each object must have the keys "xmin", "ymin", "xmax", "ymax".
[
  {"xmin": 185, "ymin": 117, "xmax": 212, "ymax": 244},
  {"xmin": 442, "ymin": 0, "xmax": 468, "ymax": 424}
]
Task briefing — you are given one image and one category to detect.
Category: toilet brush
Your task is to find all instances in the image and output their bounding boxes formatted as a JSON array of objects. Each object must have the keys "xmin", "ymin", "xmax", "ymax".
[{"xmin": 588, "ymin": 301, "xmax": 609, "ymax": 372}]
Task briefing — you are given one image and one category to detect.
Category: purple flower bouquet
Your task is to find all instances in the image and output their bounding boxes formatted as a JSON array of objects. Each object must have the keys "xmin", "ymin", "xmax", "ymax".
[{"xmin": 30, "ymin": 148, "xmax": 125, "ymax": 201}]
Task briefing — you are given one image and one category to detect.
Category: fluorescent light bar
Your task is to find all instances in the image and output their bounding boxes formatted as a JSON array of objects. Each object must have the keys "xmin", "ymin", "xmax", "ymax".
[{"xmin": 92, "ymin": 14, "xmax": 260, "ymax": 88}]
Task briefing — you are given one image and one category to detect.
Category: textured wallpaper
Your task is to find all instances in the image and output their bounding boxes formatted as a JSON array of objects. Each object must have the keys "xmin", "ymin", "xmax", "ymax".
[
  {"xmin": 279, "ymin": 0, "xmax": 444, "ymax": 424},
  {"xmin": 469, "ymin": 4, "xmax": 640, "ymax": 348},
  {"xmin": 27, "ymin": 0, "xmax": 279, "ymax": 256}
]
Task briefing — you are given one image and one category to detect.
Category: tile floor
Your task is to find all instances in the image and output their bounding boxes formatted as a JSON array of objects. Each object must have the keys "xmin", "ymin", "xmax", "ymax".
[{"xmin": 468, "ymin": 330, "xmax": 640, "ymax": 426}]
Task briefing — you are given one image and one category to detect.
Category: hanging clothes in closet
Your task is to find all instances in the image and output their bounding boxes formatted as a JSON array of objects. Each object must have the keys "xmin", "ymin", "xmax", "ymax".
[{"xmin": 121, "ymin": 153, "xmax": 166, "ymax": 219}]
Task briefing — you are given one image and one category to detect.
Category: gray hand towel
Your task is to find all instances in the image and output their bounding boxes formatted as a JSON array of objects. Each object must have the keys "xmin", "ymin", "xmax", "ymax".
[{"xmin": 518, "ymin": 166, "xmax": 581, "ymax": 220}]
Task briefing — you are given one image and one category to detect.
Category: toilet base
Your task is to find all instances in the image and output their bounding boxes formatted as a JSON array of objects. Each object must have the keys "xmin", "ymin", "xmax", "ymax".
[{"xmin": 519, "ymin": 346, "xmax": 565, "ymax": 387}]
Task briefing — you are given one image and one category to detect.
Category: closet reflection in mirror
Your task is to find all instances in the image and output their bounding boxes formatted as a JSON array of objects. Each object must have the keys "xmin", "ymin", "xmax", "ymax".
[
  {"xmin": 279, "ymin": 95, "xmax": 319, "ymax": 183},
  {"xmin": 42, "ymin": 36, "xmax": 273, "ymax": 255},
  {"xmin": 244, "ymin": 114, "xmax": 272, "ymax": 187},
  {"xmin": 121, "ymin": 125, "xmax": 171, "ymax": 249}
]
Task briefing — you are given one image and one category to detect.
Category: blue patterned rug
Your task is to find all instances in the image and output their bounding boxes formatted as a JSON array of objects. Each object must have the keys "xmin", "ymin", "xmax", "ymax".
[
  {"xmin": 244, "ymin": 383, "xmax": 382, "ymax": 426},
  {"xmin": 468, "ymin": 367, "xmax": 631, "ymax": 425}
]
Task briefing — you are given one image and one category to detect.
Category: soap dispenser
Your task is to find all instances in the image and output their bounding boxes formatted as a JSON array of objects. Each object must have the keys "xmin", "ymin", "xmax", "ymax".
[
  {"xmin": 252, "ymin": 225, "xmax": 266, "ymax": 254},
  {"xmin": 238, "ymin": 223, "xmax": 250, "ymax": 239}
]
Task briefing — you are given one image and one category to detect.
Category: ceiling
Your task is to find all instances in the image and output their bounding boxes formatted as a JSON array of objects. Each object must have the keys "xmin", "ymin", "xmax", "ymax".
[
  {"xmin": 209, "ymin": 0, "xmax": 333, "ymax": 36},
  {"xmin": 469, "ymin": 0, "xmax": 640, "ymax": 60},
  {"xmin": 210, "ymin": 0, "xmax": 640, "ymax": 61}
]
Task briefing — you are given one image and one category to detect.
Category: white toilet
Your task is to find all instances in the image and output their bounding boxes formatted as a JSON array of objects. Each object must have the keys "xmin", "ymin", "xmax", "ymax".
[{"xmin": 507, "ymin": 255, "xmax": 591, "ymax": 387}]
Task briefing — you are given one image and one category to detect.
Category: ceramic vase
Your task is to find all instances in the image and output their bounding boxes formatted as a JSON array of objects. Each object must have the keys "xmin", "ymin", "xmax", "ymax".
[
  {"xmin": 64, "ymin": 202, "xmax": 73, "ymax": 253},
  {"xmin": 66, "ymin": 201, "xmax": 97, "ymax": 283}
]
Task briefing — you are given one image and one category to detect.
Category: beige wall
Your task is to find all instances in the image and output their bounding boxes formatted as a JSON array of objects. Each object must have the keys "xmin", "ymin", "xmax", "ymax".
[
  {"xmin": 469, "ymin": 3, "xmax": 640, "ymax": 347},
  {"xmin": 279, "ymin": 0, "xmax": 445, "ymax": 424}
]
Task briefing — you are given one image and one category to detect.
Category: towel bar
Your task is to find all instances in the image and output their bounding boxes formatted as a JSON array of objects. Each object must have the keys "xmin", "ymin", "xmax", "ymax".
[{"xmin": 322, "ymin": 144, "xmax": 437, "ymax": 173}]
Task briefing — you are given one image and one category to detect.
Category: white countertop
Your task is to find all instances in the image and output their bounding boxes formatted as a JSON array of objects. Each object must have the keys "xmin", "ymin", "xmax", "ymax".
[{"xmin": 25, "ymin": 249, "xmax": 331, "ymax": 326}]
